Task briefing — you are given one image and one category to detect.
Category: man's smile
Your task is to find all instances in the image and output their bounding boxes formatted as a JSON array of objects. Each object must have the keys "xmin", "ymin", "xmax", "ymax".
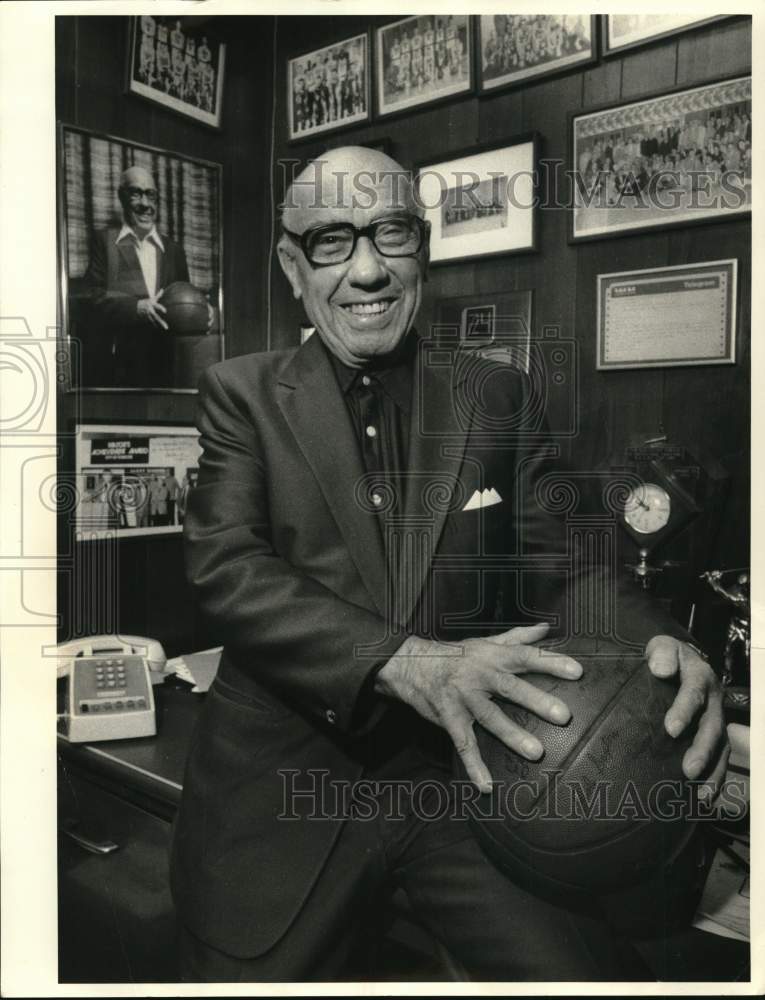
[{"xmin": 339, "ymin": 298, "xmax": 396, "ymax": 317}]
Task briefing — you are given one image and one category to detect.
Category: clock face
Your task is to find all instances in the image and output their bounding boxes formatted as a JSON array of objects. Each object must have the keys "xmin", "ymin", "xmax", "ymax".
[{"xmin": 624, "ymin": 482, "xmax": 672, "ymax": 535}]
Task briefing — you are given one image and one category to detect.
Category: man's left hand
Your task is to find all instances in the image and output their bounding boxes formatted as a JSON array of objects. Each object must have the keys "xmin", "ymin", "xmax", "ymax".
[{"xmin": 646, "ymin": 635, "xmax": 729, "ymax": 801}]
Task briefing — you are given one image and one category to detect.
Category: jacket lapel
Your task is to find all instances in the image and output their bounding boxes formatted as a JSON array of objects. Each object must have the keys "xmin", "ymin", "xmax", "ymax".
[
  {"xmin": 393, "ymin": 339, "xmax": 474, "ymax": 626},
  {"xmin": 276, "ymin": 334, "xmax": 388, "ymax": 617}
]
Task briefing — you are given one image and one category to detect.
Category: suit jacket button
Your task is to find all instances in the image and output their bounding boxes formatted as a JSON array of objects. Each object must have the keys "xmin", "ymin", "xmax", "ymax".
[{"xmin": 325, "ymin": 709, "xmax": 337, "ymax": 725}]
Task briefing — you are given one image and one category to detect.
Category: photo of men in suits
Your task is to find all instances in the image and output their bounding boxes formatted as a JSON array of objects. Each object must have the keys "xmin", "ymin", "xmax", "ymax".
[{"xmin": 170, "ymin": 145, "xmax": 728, "ymax": 982}]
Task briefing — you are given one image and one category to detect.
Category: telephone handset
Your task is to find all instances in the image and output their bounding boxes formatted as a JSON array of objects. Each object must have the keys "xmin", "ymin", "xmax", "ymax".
[{"xmin": 57, "ymin": 635, "xmax": 167, "ymax": 742}]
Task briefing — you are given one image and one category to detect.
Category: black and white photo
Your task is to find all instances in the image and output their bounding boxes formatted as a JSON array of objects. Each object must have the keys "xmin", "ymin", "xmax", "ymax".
[
  {"xmin": 478, "ymin": 14, "xmax": 596, "ymax": 91},
  {"xmin": 288, "ymin": 33, "xmax": 369, "ymax": 140},
  {"xmin": 572, "ymin": 76, "xmax": 751, "ymax": 240},
  {"xmin": 375, "ymin": 14, "xmax": 472, "ymax": 117}
]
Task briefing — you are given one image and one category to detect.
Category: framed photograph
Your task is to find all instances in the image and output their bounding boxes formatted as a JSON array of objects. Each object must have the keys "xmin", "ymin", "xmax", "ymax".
[
  {"xmin": 437, "ymin": 290, "xmax": 533, "ymax": 372},
  {"xmin": 287, "ymin": 32, "xmax": 370, "ymax": 141},
  {"xmin": 571, "ymin": 76, "xmax": 751, "ymax": 242},
  {"xmin": 416, "ymin": 135, "xmax": 538, "ymax": 264},
  {"xmin": 126, "ymin": 16, "xmax": 225, "ymax": 129},
  {"xmin": 477, "ymin": 15, "xmax": 596, "ymax": 93},
  {"xmin": 603, "ymin": 15, "xmax": 729, "ymax": 56},
  {"xmin": 58, "ymin": 123, "xmax": 224, "ymax": 392},
  {"xmin": 596, "ymin": 260, "xmax": 737, "ymax": 369},
  {"xmin": 376, "ymin": 14, "xmax": 473, "ymax": 119},
  {"xmin": 74, "ymin": 424, "xmax": 202, "ymax": 540}
]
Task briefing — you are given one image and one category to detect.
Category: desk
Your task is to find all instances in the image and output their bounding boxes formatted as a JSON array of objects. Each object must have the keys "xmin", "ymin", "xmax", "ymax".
[{"xmin": 57, "ymin": 682, "xmax": 750, "ymax": 984}]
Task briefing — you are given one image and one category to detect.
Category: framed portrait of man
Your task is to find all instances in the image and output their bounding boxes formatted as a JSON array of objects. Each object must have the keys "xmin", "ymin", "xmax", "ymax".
[{"xmin": 57, "ymin": 123, "xmax": 224, "ymax": 392}]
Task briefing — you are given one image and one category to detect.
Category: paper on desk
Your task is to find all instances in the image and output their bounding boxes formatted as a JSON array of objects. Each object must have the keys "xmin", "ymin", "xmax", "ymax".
[
  {"xmin": 693, "ymin": 843, "xmax": 750, "ymax": 943},
  {"xmin": 166, "ymin": 646, "xmax": 222, "ymax": 693}
]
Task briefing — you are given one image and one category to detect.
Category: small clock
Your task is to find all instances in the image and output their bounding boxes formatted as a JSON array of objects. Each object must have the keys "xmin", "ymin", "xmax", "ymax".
[
  {"xmin": 624, "ymin": 483, "xmax": 671, "ymax": 535},
  {"xmin": 620, "ymin": 458, "xmax": 701, "ymax": 552}
]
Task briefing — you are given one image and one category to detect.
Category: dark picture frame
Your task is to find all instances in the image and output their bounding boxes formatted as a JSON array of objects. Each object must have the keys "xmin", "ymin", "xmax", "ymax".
[
  {"xmin": 126, "ymin": 16, "xmax": 225, "ymax": 129},
  {"xmin": 375, "ymin": 14, "xmax": 473, "ymax": 120},
  {"xmin": 477, "ymin": 14, "xmax": 597, "ymax": 93},
  {"xmin": 57, "ymin": 122, "xmax": 224, "ymax": 393},
  {"xmin": 287, "ymin": 31, "xmax": 371, "ymax": 142},
  {"xmin": 570, "ymin": 76, "xmax": 751, "ymax": 242},
  {"xmin": 416, "ymin": 134, "xmax": 539, "ymax": 265},
  {"xmin": 437, "ymin": 289, "xmax": 533, "ymax": 373},
  {"xmin": 602, "ymin": 15, "xmax": 730, "ymax": 56}
]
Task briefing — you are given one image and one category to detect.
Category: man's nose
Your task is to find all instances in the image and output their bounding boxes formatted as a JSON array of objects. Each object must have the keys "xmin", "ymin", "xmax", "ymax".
[{"xmin": 346, "ymin": 236, "xmax": 388, "ymax": 286}]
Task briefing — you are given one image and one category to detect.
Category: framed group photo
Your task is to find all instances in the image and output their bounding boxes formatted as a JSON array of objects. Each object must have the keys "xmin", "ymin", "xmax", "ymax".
[
  {"xmin": 375, "ymin": 14, "xmax": 473, "ymax": 119},
  {"xmin": 416, "ymin": 135, "xmax": 539, "ymax": 264},
  {"xmin": 127, "ymin": 15, "xmax": 225, "ymax": 128},
  {"xmin": 74, "ymin": 424, "xmax": 202, "ymax": 540},
  {"xmin": 571, "ymin": 75, "xmax": 751, "ymax": 241},
  {"xmin": 477, "ymin": 14, "xmax": 596, "ymax": 93},
  {"xmin": 58, "ymin": 123, "xmax": 224, "ymax": 392},
  {"xmin": 288, "ymin": 32, "xmax": 370, "ymax": 141}
]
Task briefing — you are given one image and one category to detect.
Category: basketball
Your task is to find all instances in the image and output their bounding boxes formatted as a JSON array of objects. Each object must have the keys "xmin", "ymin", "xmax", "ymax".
[
  {"xmin": 461, "ymin": 643, "xmax": 697, "ymax": 900},
  {"xmin": 161, "ymin": 282, "xmax": 209, "ymax": 335}
]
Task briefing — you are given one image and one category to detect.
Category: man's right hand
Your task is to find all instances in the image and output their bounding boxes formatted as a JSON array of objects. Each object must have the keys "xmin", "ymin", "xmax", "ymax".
[
  {"xmin": 137, "ymin": 289, "xmax": 168, "ymax": 329},
  {"xmin": 374, "ymin": 623, "xmax": 582, "ymax": 792}
]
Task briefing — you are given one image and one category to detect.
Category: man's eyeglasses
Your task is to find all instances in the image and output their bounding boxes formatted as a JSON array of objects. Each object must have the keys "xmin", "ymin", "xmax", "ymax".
[
  {"xmin": 124, "ymin": 186, "xmax": 159, "ymax": 204},
  {"xmin": 282, "ymin": 215, "xmax": 429, "ymax": 267}
]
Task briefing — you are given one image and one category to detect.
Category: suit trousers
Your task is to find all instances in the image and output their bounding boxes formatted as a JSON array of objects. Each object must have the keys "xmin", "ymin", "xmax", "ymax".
[{"xmin": 177, "ymin": 743, "xmax": 650, "ymax": 983}]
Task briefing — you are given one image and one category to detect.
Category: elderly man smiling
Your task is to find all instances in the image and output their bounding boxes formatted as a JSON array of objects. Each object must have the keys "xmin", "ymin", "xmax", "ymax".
[
  {"xmin": 84, "ymin": 164, "xmax": 211, "ymax": 386},
  {"xmin": 170, "ymin": 146, "xmax": 727, "ymax": 982}
]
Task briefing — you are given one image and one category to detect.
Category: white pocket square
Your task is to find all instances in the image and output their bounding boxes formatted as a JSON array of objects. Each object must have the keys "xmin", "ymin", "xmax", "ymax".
[{"xmin": 462, "ymin": 487, "xmax": 503, "ymax": 511}]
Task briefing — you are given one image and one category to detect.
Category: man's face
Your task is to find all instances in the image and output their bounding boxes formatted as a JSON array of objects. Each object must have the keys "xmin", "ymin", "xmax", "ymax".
[
  {"xmin": 279, "ymin": 154, "xmax": 429, "ymax": 368},
  {"xmin": 120, "ymin": 167, "xmax": 158, "ymax": 237}
]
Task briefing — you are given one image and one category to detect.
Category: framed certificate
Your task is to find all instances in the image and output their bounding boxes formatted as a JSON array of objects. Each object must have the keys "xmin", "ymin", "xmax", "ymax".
[{"xmin": 596, "ymin": 260, "xmax": 737, "ymax": 370}]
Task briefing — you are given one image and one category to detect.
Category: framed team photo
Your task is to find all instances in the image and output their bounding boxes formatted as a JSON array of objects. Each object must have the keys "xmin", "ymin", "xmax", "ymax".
[
  {"xmin": 603, "ymin": 15, "xmax": 729, "ymax": 56},
  {"xmin": 126, "ymin": 15, "xmax": 225, "ymax": 129},
  {"xmin": 375, "ymin": 14, "xmax": 473, "ymax": 119},
  {"xmin": 287, "ymin": 33, "xmax": 370, "ymax": 141},
  {"xmin": 416, "ymin": 135, "xmax": 538, "ymax": 264},
  {"xmin": 571, "ymin": 76, "xmax": 751, "ymax": 242},
  {"xmin": 478, "ymin": 14, "xmax": 597, "ymax": 92},
  {"xmin": 57, "ymin": 123, "xmax": 224, "ymax": 392},
  {"xmin": 74, "ymin": 424, "xmax": 202, "ymax": 540}
]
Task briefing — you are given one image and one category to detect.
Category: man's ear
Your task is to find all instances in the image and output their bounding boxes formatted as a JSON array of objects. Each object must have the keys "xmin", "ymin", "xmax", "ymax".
[{"xmin": 277, "ymin": 238, "xmax": 303, "ymax": 301}]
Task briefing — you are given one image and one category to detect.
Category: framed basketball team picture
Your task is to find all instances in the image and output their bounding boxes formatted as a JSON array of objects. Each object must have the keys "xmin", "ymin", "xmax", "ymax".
[
  {"xmin": 126, "ymin": 15, "xmax": 226, "ymax": 128},
  {"xmin": 416, "ymin": 135, "xmax": 538, "ymax": 264},
  {"xmin": 57, "ymin": 123, "xmax": 224, "ymax": 393},
  {"xmin": 375, "ymin": 14, "xmax": 473, "ymax": 119},
  {"xmin": 477, "ymin": 14, "xmax": 597, "ymax": 92},
  {"xmin": 287, "ymin": 32, "xmax": 370, "ymax": 141},
  {"xmin": 571, "ymin": 76, "xmax": 751, "ymax": 241}
]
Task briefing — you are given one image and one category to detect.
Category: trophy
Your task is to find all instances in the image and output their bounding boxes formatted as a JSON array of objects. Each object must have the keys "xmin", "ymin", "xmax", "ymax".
[{"xmin": 700, "ymin": 569, "xmax": 750, "ymax": 688}]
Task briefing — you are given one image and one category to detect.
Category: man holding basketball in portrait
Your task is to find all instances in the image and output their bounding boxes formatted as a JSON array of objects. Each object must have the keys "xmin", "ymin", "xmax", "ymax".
[{"xmin": 171, "ymin": 146, "xmax": 728, "ymax": 983}]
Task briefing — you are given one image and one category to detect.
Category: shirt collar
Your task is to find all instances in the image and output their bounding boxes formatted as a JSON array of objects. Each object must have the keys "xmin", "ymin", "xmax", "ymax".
[
  {"xmin": 324, "ymin": 332, "xmax": 417, "ymax": 414},
  {"xmin": 116, "ymin": 223, "xmax": 165, "ymax": 252}
]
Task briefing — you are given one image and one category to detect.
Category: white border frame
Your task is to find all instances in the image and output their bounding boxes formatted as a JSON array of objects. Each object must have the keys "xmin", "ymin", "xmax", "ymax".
[
  {"xmin": 287, "ymin": 31, "xmax": 370, "ymax": 141},
  {"xmin": 74, "ymin": 423, "xmax": 201, "ymax": 541},
  {"xmin": 596, "ymin": 259, "xmax": 738, "ymax": 370}
]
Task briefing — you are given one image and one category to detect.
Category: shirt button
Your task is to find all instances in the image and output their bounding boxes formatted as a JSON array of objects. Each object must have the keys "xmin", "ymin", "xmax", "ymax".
[
  {"xmin": 325, "ymin": 708, "xmax": 337, "ymax": 725},
  {"xmin": 371, "ymin": 493, "xmax": 382, "ymax": 507},
  {"xmin": 366, "ymin": 425, "xmax": 377, "ymax": 438},
  {"xmin": 361, "ymin": 375, "xmax": 371, "ymax": 387}
]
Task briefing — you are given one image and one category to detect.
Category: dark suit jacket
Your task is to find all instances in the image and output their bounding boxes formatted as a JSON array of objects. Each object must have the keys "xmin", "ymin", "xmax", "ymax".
[
  {"xmin": 82, "ymin": 226, "xmax": 189, "ymax": 387},
  {"xmin": 170, "ymin": 332, "xmax": 691, "ymax": 958}
]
